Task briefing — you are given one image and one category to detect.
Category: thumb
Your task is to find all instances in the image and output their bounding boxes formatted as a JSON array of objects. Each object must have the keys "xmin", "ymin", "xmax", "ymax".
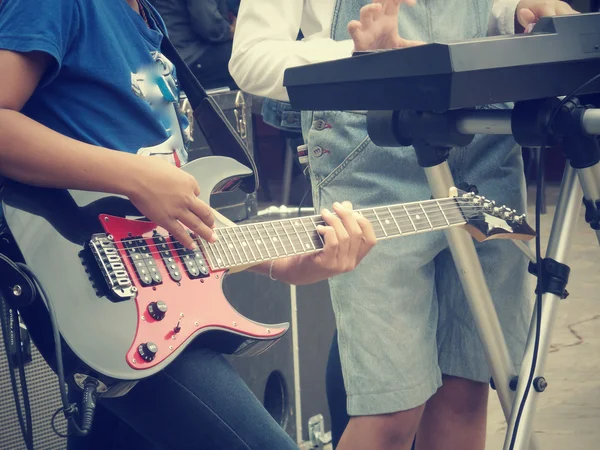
[{"xmin": 518, "ymin": 8, "xmax": 537, "ymax": 28}]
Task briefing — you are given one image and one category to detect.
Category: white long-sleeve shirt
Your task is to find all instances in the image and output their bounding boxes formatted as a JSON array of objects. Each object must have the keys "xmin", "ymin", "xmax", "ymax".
[{"xmin": 229, "ymin": 0, "xmax": 521, "ymax": 102}]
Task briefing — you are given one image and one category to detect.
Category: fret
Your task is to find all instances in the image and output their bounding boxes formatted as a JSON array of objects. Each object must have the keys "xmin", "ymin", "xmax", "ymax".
[
  {"xmin": 278, "ymin": 221, "xmax": 298, "ymax": 255},
  {"xmin": 261, "ymin": 223, "xmax": 280, "ymax": 257},
  {"xmin": 387, "ymin": 206, "xmax": 402, "ymax": 235},
  {"xmin": 310, "ymin": 216, "xmax": 325, "ymax": 248},
  {"xmin": 288, "ymin": 220, "xmax": 306, "ymax": 252},
  {"xmin": 221, "ymin": 228, "xmax": 242, "ymax": 266},
  {"xmin": 255, "ymin": 224, "xmax": 274, "ymax": 259},
  {"xmin": 418, "ymin": 203, "xmax": 434, "ymax": 229},
  {"xmin": 238, "ymin": 225, "xmax": 259, "ymax": 262},
  {"xmin": 250, "ymin": 224, "xmax": 266, "ymax": 260},
  {"xmin": 200, "ymin": 239, "xmax": 218, "ymax": 269},
  {"xmin": 372, "ymin": 208, "xmax": 387, "ymax": 238},
  {"xmin": 404, "ymin": 204, "xmax": 431, "ymax": 232},
  {"xmin": 423, "ymin": 200, "xmax": 453, "ymax": 228},
  {"xmin": 402, "ymin": 205, "xmax": 417, "ymax": 232},
  {"xmin": 214, "ymin": 230, "xmax": 234, "ymax": 268},
  {"xmin": 223, "ymin": 228, "xmax": 244, "ymax": 265},
  {"xmin": 231, "ymin": 227, "xmax": 252, "ymax": 264},
  {"xmin": 208, "ymin": 240, "xmax": 226, "ymax": 268},
  {"xmin": 291, "ymin": 218, "xmax": 313, "ymax": 252},
  {"xmin": 298, "ymin": 217, "xmax": 317, "ymax": 251},
  {"xmin": 270, "ymin": 222, "xmax": 288, "ymax": 256},
  {"xmin": 436, "ymin": 200, "xmax": 461, "ymax": 225},
  {"xmin": 435, "ymin": 200, "xmax": 450, "ymax": 226}
]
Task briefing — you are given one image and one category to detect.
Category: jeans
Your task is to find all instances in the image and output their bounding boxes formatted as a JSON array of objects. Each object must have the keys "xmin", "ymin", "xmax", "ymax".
[{"xmin": 67, "ymin": 346, "xmax": 298, "ymax": 450}]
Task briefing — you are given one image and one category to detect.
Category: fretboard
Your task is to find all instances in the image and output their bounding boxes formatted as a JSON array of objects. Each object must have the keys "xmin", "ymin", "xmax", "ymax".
[{"xmin": 199, "ymin": 197, "xmax": 467, "ymax": 270}]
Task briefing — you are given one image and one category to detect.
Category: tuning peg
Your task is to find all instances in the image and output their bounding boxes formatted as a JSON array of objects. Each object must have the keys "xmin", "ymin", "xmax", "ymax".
[{"xmin": 514, "ymin": 213, "xmax": 526, "ymax": 224}]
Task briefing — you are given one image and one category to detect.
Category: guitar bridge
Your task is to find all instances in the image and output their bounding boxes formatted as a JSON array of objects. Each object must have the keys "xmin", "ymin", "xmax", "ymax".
[{"xmin": 89, "ymin": 233, "xmax": 137, "ymax": 301}]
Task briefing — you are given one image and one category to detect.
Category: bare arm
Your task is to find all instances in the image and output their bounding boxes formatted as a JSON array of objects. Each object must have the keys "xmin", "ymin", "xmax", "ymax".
[
  {"xmin": 0, "ymin": 50, "xmax": 216, "ymax": 249},
  {"xmin": 0, "ymin": 50, "xmax": 150, "ymax": 196}
]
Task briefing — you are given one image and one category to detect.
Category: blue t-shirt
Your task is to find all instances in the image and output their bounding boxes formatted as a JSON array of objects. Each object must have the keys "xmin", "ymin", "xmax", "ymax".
[{"xmin": 0, "ymin": 0, "xmax": 190, "ymax": 166}]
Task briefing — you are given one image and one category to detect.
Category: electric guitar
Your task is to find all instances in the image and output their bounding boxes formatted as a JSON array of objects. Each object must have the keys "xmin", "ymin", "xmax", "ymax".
[{"xmin": 0, "ymin": 156, "xmax": 535, "ymax": 395}]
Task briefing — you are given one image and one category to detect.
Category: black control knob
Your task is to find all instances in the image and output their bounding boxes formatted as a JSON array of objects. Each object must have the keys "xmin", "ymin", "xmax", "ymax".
[
  {"xmin": 147, "ymin": 301, "xmax": 167, "ymax": 321},
  {"xmin": 138, "ymin": 342, "xmax": 158, "ymax": 362}
]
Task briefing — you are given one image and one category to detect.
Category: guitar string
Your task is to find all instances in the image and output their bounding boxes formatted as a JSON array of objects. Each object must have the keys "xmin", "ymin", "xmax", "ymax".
[
  {"xmin": 107, "ymin": 198, "xmax": 508, "ymax": 252},
  {"xmin": 110, "ymin": 206, "xmax": 473, "ymax": 252},
  {"xmin": 100, "ymin": 214, "xmax": 504, "ymax": 264},
  {"xmin": 108, "ymin": 206, "xmax": 520, "ymax": 256}
]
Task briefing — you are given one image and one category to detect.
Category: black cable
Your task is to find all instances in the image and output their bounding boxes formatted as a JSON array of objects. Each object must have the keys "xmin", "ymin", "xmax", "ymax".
[
  {"xmin": 16, "ymin": 263, "xmax": 97, "ymax": 438},
  {"xmin": 297, "ymin": 166, "xmax": 312, "ymax": 216},
  {"xmin": 508, "ymin": 73, "xmax": 600, "ymax": 449},
  {"xmin": 0, "ymin": 291, "xmax": 34, "ymax": 450}
]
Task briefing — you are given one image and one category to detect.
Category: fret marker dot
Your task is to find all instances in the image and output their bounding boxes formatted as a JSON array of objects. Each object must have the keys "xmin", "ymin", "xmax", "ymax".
[
  {"xmin": 256, "ymin": 240, "xmax": 262, "ymax": 245},
  {"xmin": 294, "ymin": 221, "xmax": 300, "ymax": 227},
  {"xmin": 416, "ymin": 214, "xmax": 421, "ymax": 220},
  {"xmin": 385, "ymin": 219, "xmax": 390, "ymax": 224},
  {"xmin": 217, "ymin": 259, "xmax": 222, "ymax": 264},
  {"xmin": 273, "ymin": 238, "xmax": 278, "ymax": 242},
  {"xmin": 228, "ymin": 244, "xmax": 234, "ymax": 249},
  {"xmin": 242, "ymin": 242, "xmax": 247, "ymax": 246},
  {"xmin": 305, "ymin": 243, "xmax": 310, "ymax": 249}
]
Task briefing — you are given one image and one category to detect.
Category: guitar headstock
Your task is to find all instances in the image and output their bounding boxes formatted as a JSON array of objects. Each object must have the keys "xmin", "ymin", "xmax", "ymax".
[{"xmin": 451, "ymin": 189, "xmax": 536, "ymax": 242}]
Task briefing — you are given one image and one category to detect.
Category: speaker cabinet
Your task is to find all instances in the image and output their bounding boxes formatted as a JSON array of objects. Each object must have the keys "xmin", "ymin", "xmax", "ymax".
[{"xmin": 0, "ymin": 309, "xmax": 67, "ymax": 450}]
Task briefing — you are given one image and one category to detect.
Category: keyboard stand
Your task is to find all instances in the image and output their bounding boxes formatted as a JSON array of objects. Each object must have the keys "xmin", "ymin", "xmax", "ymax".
[{"xmin": 367, "ymin": 97, "xmax": 600, "ymax": 449}]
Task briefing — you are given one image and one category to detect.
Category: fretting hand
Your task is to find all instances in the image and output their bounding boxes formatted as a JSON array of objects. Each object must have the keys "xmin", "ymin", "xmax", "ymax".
[
  {"xmin": 348, "ymin": 0, "xmax": 425, "ymax": 52},
  {"xmin": 271, "ymin": 201, "xmax": 377, "ymax": 286}
]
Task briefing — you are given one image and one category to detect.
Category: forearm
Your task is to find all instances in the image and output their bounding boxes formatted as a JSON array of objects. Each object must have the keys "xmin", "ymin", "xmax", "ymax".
[{"xmin": 0, "ymin": 109, "xmax": 143, "ymax": 196}]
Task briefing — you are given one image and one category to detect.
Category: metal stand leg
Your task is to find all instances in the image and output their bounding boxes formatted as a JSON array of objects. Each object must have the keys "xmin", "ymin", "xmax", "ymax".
[
  {"xmin": 576, "ymin": 163, "xmax": 600, "ymax": 244},
  {"xmin": 503, "ymin": 165, "xmax": 582, "ymax": 450},
  {"xmin": 424, "ymin": 162, "xmax": 540, "ymax": 450}
]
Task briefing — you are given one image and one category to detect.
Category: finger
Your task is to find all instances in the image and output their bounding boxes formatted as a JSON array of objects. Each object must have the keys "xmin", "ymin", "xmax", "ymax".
[
  {"xmin": 348, "ymin": 22, "xmax": 369, "ymax": 52},
  {"xmin": 359, "ymin": 3, "xmax": 380, "ymax": 27},
  {"xmin": 322, "ymin": 207, "xmax": 350, "ymax": 262},
  {"xmin": 348, "ymin": 20, "xmax": 363, "ymax": 41},
  {"xmin": 556, "ymin": 2, "xmax": 578, "ymax": 15},
  {"xmin": 316, "ymin": 224, "xmax": 339, "ymax": 268},
  {"xmin": 341, "ymin": 200, "xmax": 353, "ymax": 210},
  {"xmin": 188, "ymin": 197, "xmax": 215, "ymax": 229},
  {"xmin": 332, "ymin": 201, "xmax": 362, "ymax": 263},
  {"xmin": 378, "ymin": 0, "xmax": 402, "ymax": 16},
  {"xmin": 167, "ymin": 220, "xmax": 197, "ymax": 250},
  {"xmin": 179, "ymin": 210, "xmax": 217, "ymax": 244},
  {"xmin": 517, "ymin": 8, "xmax": 537, "ymax": 27},
  {"xmin": 356, "ymin": 214, "xmax": 378, "ymax": 263},
  {"xmin": 537, "ymin": 4, "xmax": 557, "ymax": 18}
]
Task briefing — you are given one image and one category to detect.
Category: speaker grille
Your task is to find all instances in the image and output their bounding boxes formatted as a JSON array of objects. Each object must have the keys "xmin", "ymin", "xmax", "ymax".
[{"xmin": 0, "ymin": 320, "xmax": 67, "ymax": 450}]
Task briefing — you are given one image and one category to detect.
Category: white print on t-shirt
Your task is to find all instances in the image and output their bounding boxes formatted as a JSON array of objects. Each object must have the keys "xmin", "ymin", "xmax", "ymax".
[{"xmin": 130, "ymin": 51, "xmax": 191, "ymax": 167}]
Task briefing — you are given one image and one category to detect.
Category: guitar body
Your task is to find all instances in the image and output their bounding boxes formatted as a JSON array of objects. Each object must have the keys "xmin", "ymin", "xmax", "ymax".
[{"xmin": 1, "ymin": 156, "xmax": 288, "ymax": 390}]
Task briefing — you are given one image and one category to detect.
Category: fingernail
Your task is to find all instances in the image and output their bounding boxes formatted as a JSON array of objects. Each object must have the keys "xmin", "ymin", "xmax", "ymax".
[
  {"xmin": 191, "ymin": 241, "xmax": 199, "ymax": 250},
  {"xmin": 322, "ymin": 208, "xmax": 331, "ymax": 215},
  {"xmin": 333, "ymin": 202, "xmax": 341, "ymax": 208},
  {"xmin": 210, "ymin": 232, "xmax": 218, "ymax": 242}
]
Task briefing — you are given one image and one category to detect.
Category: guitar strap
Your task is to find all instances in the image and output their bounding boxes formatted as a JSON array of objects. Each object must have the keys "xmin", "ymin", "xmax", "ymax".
[{"xmin": 141, "ymin": 0, "xmax": 259, "ymax": 194}]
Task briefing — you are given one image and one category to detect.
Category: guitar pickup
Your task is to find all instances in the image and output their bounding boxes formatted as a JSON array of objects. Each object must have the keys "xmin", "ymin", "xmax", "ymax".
[
  {"xmin": 172, "ymin": 236, "xmax": 210, "ymax": 280},
  {"xmin": 122, "ymin": 237, "xmax": 162, "ymax": 287},
  {"xmin": 152, "ymin": 234, "xmax": 182, "ymax": 282}
]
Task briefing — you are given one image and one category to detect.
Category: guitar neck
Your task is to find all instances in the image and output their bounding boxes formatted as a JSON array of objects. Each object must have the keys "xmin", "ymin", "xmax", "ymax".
[{"xmin": 199, "ymin": 197, "xmax": 467, "ymax": 271}]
